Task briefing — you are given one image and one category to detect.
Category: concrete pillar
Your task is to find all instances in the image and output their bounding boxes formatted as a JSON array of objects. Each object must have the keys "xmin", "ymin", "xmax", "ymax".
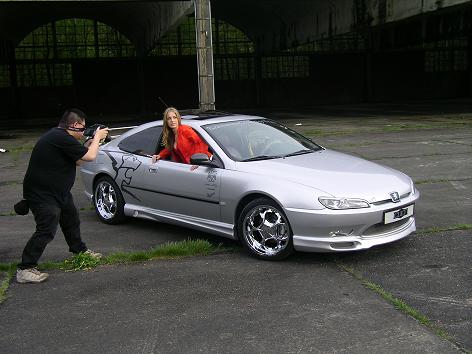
[{"xmin": 194, "ymin": 0, "xmax": 215, "ymax": 111}]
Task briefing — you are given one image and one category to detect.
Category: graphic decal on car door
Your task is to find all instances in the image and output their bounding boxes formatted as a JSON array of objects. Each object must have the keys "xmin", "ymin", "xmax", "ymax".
[
  {"xmin": 105, "ymin": 152, "xmax": 142, "ymax": 200},
  {"xmin": 206, "ymin": 168, "xmax": 218, "ymax": 198}
]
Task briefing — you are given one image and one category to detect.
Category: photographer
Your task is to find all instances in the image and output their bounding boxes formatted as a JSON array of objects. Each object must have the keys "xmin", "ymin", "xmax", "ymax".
[{"xmin": 16, "ymin": 108, "xmax": 109, "ymax": 284}]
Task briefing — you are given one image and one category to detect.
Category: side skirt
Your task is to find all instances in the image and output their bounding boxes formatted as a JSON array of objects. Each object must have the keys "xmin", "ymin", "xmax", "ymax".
[{"xmin": 124, "ymin": 204, "xmax": 236, "ymax": 239}]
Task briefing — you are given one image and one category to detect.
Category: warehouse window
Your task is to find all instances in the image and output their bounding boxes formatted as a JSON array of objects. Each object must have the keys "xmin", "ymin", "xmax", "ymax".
[
  {"xmin": 97, "ymin": 21, "xmax": 135, "ymax": 58},
  {"xmin": 16, "ymin": 63, "xmax": 73, "ymax": 87},
  {"xmin": 15, "ymin": 25, "xmax": 54, "ymax": 60},
  {"xmin": 0, "ymin": 65, "xmax": 9, "ymax": 87},
  {"xmin": 425, "ymin": 50, "xmax": 467, "ymax": 72},
  {"xmin": 453, "ymin": 50, "xmax": 467, "ymax": 71},
  {"xmin": 262, "ymin": 56, "xmax": 309, "ymax": 79},
  {"xmin": 16, "ymin": 18, "xmax": 135, "ymax": 60},
  {"xmin": 424, "ymin": 37, "xmax": 468, "ymax": 72},
  {"xmin": 14, "ymin": 19, "xmax": 135, "ymax": 87},
  {"xmin": 291, "ymin": 33, "xmax": 365, "ymax": 53},
  {"xmin": 214, "ymin": 57, "xmax": 255, "ymax": 80},
  {"xmin": 54, "ymin": 19, "xmax": 96, "ymax": 59},
  {"xmin": 150, "ymin": 17, "xmax": 253, "ymax": 57}
]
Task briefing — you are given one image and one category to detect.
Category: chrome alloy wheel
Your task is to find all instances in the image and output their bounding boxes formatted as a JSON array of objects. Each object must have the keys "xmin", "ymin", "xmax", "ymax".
[
  {"xmin": 95, "ymin": 180, "xmax": 118, "ymax": 220},
  {"xmin": 242, "ymin": 205, "xmax": 290, "ymax": 256}
]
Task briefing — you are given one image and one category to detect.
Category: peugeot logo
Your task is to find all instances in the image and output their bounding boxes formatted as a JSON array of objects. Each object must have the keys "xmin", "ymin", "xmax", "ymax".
[{"xmin": 389, "ymin": 192, "xmax": 400, "ymax": 203}]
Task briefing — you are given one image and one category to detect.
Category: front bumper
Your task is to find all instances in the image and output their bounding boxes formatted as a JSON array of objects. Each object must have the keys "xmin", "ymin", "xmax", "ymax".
[
  {"xmin": 292, "ymin": 217, "xmax": 415, "ymax": 252},
  {"xmin": 286, "ymin": 193, "xmax": 419, "ymax": 252}
]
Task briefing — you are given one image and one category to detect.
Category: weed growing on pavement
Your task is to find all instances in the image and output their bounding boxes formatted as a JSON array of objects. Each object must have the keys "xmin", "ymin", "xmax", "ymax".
[
  {"xmin": 414, "ymin": 177, "xmax": 472, "ymax": 185},
  {"xmin": 338, "ymin": 264, "xmax": 465, "ymax": 351},
  {"xmin": 383, "ymin": 123, "xmax": 434, "ymax": 131},
  {"xmin": 62, "ymin": 252, "xmax": 100, "ymax": 271},
  {"xmin": 9, "ymin": 144, "xmax": 35, "ymax": 162},
  {"xmin": 0, "ymin": 211, "xmax": 16, "ymax": 216},
  {"xmin": 102, "ymin": 239, "xmax": 218, "ymax": 264},
  {"xmin": 417, "ymin": 224, "xmax": 472, "ymax": 235},
  {"xmin": 0, "ymin": 266, "xmax": 16, "ymax": 303},
  {"xmin": 414, "ymin": 178, "xmax": 451, "ymax": 185},
  {"xmin": 0, "ymin": 180, "xmax": 21, "ymax": 187}
]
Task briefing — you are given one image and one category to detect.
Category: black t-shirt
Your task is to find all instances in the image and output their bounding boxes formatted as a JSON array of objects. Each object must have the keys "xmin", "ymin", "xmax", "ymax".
[{"xmin": 23, "ymin": 128, "xmax": 88, "ymax": 206}]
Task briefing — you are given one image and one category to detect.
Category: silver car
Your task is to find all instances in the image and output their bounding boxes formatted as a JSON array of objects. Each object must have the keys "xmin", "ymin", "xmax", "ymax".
[{"xmin": 80, "ymin": 113, "xmax": 419, "ymax": 260}]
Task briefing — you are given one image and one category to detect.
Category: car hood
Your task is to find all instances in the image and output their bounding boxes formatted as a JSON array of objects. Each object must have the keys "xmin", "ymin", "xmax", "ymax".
[{"xmin": 235, "ymin": 149, "xmax": 412, "ymax": 201}]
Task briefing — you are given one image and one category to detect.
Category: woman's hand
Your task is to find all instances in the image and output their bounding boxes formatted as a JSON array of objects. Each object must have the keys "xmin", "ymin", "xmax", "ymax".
[{"xmin": 151, "ymin": 154, "xmax": 161, "ymax": 163}]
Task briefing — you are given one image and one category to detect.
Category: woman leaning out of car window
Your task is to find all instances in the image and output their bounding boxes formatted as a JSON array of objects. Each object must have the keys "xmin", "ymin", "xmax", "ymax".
[{"xmin": 151, "ymin": 107, "xmax": 212, "ymax": 164}]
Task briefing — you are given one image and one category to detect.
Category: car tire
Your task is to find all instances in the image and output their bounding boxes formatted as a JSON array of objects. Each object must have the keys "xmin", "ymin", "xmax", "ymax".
[
  {"xmin": 93, "ymin": 176, "xmax": 126, "ymax": 224},
  {"xmin": 238, "ymin": 197, "xmax": 294, "ymax": 260}
]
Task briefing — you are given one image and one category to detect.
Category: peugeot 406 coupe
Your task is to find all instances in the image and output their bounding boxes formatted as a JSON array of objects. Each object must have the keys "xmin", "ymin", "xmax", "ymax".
[{"xmin": 80, "ymin": 113, "xmax": 419, "ymax": 260}]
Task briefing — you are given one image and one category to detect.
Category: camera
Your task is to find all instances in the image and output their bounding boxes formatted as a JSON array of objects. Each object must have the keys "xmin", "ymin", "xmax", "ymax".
[{"xmin": 83, "ymin": 124, "xmax": 108, "ymax": 139}]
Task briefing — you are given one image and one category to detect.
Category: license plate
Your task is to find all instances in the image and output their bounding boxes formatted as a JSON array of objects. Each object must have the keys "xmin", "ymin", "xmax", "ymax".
[{"xmin": 384, "ymin": 204, "xmax": 414, "ymax": 224}]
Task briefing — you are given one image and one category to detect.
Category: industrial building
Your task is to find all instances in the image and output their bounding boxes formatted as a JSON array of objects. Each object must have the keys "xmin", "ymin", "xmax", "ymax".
[{"xmin": 0, "ymin": 0, "xmax": 470, "ymax": 120}]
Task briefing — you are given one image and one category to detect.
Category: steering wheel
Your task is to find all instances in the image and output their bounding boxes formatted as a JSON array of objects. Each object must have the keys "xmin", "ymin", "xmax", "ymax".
[{"xmin": 260, "ymin": 140, "xmax": 284, "ymax": 155}]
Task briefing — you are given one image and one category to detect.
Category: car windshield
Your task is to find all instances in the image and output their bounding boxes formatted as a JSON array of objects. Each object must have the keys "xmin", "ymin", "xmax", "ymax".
[{"xmin": 203, "ymin": 119, "xmax": 322, "ymax": 162}]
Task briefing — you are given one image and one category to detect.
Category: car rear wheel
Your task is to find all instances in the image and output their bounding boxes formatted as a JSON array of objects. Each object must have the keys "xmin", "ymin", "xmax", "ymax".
[
  {"xmin": 238, "ymin": 198, "xmax": 294, "ymax": 260},
  {"xmin": 93, "ymin": 176, "xmax": 125, "ymax": 224}
]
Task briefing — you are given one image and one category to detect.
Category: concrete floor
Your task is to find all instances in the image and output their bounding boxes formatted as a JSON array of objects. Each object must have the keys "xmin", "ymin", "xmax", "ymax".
[{"xmin": 0, "ymin": 101, "xmax": 471, "ymax": 353}]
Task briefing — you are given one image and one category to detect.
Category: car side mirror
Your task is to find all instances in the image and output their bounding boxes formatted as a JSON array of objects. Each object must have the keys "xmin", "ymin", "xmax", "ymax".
[{"xmin": 190, "ymin": 153, "xmax": 216, "ymax": 166}]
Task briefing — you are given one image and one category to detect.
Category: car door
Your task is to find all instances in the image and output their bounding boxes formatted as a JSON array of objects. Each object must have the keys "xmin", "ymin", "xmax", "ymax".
[
  {"xmin": 113, "ymin": 125, "xmax": 163, "ymax": 205},
  {"xmin": 140, "ymin": 158, "xmax": 222, "ymax": 221}
]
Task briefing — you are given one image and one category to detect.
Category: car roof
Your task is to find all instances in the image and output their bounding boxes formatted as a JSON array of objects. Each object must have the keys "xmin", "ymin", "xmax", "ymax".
[
  {"xmin": 181, "ymin": 113, "xmax": 264, "ymax": 126},
  {"xmin": 112, "ymin": 113, "xmax": 265, "ymax": 141}
]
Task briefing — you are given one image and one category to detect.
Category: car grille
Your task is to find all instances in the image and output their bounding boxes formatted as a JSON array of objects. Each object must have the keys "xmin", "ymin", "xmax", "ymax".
[
  {"xmin": 370, "ymin": 191, "xmax": 411, "ymax": 206},
  {"xmin": 362, "ymin": 218, "xmax": 412, "ymax": 238}
]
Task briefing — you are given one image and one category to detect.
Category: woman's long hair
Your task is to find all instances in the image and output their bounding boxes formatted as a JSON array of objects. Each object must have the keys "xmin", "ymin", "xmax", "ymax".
[{"xmin": 161, "ymin": 107, "xmax": 182, "ymax": 150}]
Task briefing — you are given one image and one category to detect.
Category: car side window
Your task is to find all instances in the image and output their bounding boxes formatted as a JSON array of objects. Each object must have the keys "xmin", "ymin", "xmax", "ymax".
[{"xmin": 118, "ymin": 126, "xmax": 163, "ymax": 156}]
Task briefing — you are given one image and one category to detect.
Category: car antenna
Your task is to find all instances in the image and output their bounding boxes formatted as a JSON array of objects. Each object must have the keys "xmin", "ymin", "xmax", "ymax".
[{"xmin": 157, "ymin": 96, "xmax": 169, "ymax": 109}]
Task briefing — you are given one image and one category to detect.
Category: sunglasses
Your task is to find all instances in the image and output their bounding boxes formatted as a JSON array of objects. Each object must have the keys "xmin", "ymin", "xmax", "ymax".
[{"xmin": 68, "ymin": 122, "xmax": 86, "ymax": 132}]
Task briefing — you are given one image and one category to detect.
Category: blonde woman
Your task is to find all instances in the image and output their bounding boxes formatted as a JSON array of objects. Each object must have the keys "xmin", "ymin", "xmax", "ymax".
[{"xmin": 152, "ymin": 107, "xmax": 211, "ymax": 164}]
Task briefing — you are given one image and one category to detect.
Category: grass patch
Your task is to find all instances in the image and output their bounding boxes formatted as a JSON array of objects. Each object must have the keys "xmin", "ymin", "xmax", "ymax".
[
  {"xmin": 0, "ymin": 211, "xmax": 16, "ymax": 216},
  {"xmin": 415, "ymin": 178, "xmax": 451, "ymax": 185},
  {"xmin": 102, "ymin": 239, "xmax": 218, "ymax": 265},
  {"xmin": 8, "ymin": 144, "xmax": 35, "ymax": 162},
  {"xmin": 414, "ymin": 177, "xmax": 472, "ymax": 185},
  {"xmin": 0, "ymin": 239, "xmax": 228, "ymax": 304},
  {"xmin": 7, "ymin": 145, "xmax": 34, "ymax": 153},
  {"xmin": 0, "ymin": 180, "xmax": 21, "ymax": 187},
  {"xmin": 417, "ymin": 224, "xmax": 472, "ymax": 235},
  {"xmin": 42, "ymin": 239, "xmax": 221, "ymax": 271},
  {"xmin": 0, "ymin": 266, "xmax": 16, "ymax": 303},
  {"xmin": 62, "ymin": 252, "xmax": 101, "ymax": 271},
  {"xmin": 383, "ymin": 123, "xmax": 435, "ymax": 131},
  {"xmin": 339, "ymin": 265, "xmax": 459, "ymax": 348},
  {"xmin": 303, "ymin": 128, "xmax": 367, "ymax": 137}
]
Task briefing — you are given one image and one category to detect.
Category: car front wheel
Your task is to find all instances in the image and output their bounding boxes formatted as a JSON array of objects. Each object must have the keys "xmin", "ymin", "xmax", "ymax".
[
  {"xmin": 93, "ymin": 176, "xmax": 125, "ymax": 224},
  {"xmin": 238, "ymin": 198, "xmax": 294, "ymax": 260}
]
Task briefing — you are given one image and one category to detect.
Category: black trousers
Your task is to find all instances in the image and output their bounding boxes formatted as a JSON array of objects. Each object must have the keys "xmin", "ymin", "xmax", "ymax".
[{"xmin": 19, "ymin": 195, "xmax": 87, "ymax": 269}]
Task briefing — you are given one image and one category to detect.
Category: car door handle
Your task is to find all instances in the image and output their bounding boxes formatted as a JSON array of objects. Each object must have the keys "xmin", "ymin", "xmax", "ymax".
[{"xmin": 148, "ymin": 167, "xmax": 158, "ymax": 173}]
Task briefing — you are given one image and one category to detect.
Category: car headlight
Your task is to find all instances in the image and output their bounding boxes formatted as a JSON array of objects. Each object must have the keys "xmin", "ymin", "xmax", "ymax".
[
  {"xmin": 318, "ymin": 197, "xmax": 370, "ymax": 210},
  {"xmin": 410, "ymin": 180, "xmax": 416, "ymax": 195}
]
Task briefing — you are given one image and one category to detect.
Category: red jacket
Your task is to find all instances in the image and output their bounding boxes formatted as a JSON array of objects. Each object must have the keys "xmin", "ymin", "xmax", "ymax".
[{"xmin": 159, "ymin": 125, "xmax": 210, "ymax": 164}]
